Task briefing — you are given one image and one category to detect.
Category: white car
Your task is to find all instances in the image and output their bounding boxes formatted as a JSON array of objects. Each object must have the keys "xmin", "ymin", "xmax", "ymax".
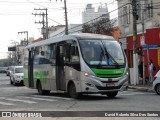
[
  {"xmin": 6, "ymin": 66, "xmax": 13, "ymax": 76},
  {"xmin": 10, "ymin": 66, "xmax": 24, "ymax": 86},
  {"xmin": 153, "ymin": 70, "xmax": 160, "ymax": 95}
]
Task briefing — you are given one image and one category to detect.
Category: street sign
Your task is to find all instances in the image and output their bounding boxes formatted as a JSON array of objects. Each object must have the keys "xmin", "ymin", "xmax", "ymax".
[
  {"xmin": 119, "ymin": 38, "xmax": 127, "ymax": 49},
  {"xmin": 142, "ymin": 44, "xmax": 158, "ymax": 50},
  {"xmin": 8, "ymin": 47, "xmax": 16, "ymax": 51},
  {"xmin": 140, "ymin": 36, "xmax": 145, "ymax": 45}
]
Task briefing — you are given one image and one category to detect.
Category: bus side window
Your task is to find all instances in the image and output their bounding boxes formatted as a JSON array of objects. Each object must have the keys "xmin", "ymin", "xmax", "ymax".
[
  {"xmin": 33, "ymin": 46, "xmax": 52, "ymax": 65},
  {"xmin": 70, "ymin": 42, "xmax": 80, "ymax": 71},
  {"xmin": 50, "ymin": 44, "xmax": 56, "ymax": 64},
  {"xmin": 60, "ymin": 41, "xmax": 72, "ymax": 65},
  {"xmin": 71, "ymin": 46, "xmax": 79, "ymax": 62},
  {"xmin": 33, "ymin": 47, "xmax": 40, "ymax": 65}
]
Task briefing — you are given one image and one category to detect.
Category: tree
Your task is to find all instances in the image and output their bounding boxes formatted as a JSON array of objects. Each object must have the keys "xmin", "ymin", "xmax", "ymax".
[
  {"xmin": 82, "ymin": 24, "xmax": 91, "ymax": 33},
  {"xmin": 82, "ymin": 17, "xmax": 115, "ymax": 36}
]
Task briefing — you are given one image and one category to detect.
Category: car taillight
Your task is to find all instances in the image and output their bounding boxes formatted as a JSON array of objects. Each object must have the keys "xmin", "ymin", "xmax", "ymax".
[{"xmin": 154, "ymin": 76, "xmax": 157, "ymax": 81}]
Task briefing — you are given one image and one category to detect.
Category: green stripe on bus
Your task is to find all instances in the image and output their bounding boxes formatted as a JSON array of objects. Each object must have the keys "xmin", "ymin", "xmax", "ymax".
[{"xmin": 91, "ymin": 68, "xmax": 125, "ymax": 78}]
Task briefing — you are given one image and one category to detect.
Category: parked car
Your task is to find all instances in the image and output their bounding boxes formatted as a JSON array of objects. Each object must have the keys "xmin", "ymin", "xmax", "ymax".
[
  {"xmin": 6, "ymin": 66, "xmax": 13, "ymax": 76},
  {"xmin": 0, "ymin": 67, "xmax": 7, "ymax": 73},
  {"xmin": 153, "ymin": 70, "xmax": 160, "ymax": 95},
  {"xmin": 10, "ymin": 66, "xmax": 24, "ymax": 86}
]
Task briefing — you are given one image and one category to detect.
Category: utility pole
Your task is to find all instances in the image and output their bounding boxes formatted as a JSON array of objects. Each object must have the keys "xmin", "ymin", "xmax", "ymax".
[
  {"xmin": 64, "ymin": 0, "xmax": 68, "ymax": 35},
  {"xmin": 50, "ymin": 0, "xmax": 68, "ymax": 35},
  {"xmin": 33, "ymin": 8, "xmax": 49, "ymax": 39},
  {"xmin": 132, "ymin": 0, "xmax": 139, "ymax": 85},
  {"xmin": 142, "ymin": 9, "xmax": 145, "ymax": 85},
  {"xmin": 141, "ymin": 8, "xmax": 150, "ymax": 85},
  {"xmin": 18, "ymin": 31, "xmax": 28, "ymax": 45}
]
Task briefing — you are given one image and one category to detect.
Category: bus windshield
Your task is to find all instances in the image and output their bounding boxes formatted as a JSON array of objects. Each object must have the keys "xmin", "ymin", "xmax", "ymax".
[{"xmin": 79, "ymin": 40, "xmax": 125, "ymax": 67}]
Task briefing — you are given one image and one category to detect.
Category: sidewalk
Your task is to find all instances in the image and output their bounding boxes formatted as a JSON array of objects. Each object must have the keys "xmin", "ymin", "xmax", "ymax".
[{"xmin": 128, "ymin": 84, "xmax": 154, "ymax": 92}]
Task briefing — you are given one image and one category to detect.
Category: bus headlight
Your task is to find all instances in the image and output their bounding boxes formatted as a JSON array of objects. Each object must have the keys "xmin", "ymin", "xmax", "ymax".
[
  {"xmin": 124, "ymin": 71, "xmax": 129, "ymax": 76},
  {"xmin": 84, "ymin": 72, "xmax": 96, "ymax": 78},
  {"xmin": 126, "ymin": 72, "xmax": 129, "ymax": 76},
  {"xmin": 84, "ymin": 72, "xmax": 89, "ymax": 77}
]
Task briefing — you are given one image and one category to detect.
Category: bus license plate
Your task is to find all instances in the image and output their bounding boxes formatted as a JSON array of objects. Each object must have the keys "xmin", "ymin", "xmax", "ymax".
[{"xmin": 106, "ymin": 83, "xmax": 115, "ymax": 87}]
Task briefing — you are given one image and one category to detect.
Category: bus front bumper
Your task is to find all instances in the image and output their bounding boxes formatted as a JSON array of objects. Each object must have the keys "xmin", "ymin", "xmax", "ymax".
[{"xmin": 80, "ymin": 75, "xmax": 129, "ymax": 93}]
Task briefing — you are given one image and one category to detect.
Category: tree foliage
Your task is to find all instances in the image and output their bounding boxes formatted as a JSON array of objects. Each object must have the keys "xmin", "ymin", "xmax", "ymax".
[{"xmin": 82, "ymin": 17, "xmax": 115, "ymax": 36}]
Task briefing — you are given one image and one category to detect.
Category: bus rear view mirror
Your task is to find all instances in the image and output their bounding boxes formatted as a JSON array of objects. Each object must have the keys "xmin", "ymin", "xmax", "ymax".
[
  {"xmin": 71, "ymin": 56, "xmax": 79, "ymax": 62},
  {"xmin": 41, "ymin": 51, "xmax": 44, "ymax": 56}
]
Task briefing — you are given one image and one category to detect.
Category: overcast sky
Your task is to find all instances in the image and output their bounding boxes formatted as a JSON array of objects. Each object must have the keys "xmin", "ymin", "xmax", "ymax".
[{"xmin": 0, "ymin": 0, "xmax": 117, "ymax": 59}]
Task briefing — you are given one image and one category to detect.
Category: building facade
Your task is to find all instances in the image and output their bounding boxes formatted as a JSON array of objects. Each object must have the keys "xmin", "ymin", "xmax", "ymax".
[
  {"xmin": 82, "ymin": 4, "xmax": 109, "ymax": 23},
  {"xmin": 117, "ymin": 0, "xmax": 160, "ymax": 83}
]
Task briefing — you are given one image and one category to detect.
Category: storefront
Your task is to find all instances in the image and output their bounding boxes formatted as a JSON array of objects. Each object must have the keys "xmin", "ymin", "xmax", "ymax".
[{"xmin": 125, "ymin": 27, "xmax": 160, "ymax": 81}]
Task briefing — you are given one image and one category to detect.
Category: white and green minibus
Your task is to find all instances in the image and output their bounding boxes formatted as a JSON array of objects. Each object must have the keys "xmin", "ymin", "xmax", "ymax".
[{"xmin": 24, "ymin": 33, "xmax": 129, "ymax": 98}]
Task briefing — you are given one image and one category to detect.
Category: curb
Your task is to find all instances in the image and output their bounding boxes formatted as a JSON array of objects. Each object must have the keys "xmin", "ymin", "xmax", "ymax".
[{"xmin": 128, "ymin": 86, "xmax": 154, "ymax": 92}]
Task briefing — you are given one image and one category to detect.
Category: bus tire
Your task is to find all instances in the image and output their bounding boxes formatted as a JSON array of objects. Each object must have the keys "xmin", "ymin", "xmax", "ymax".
[
  {"xmin": 10, "ymin": 77, "xmax": 13, "ymax": 85},
  {"xmin": 68, "ymin": 83, "xmax": 79, "ymax": 99},
  {"xmin": 37, "ymin": 81, "xmax": 45, "ymax": 95},
  {"xmin": 13, "ymin": 78, "xmax": 17, "ymax": 86},
  {"xmin": 44, "ymin": 90, "xmax": 50, "ymax": 95},
  {"xmin": 106, "ymin": 91, "xmax": 118, "ymax": 98}
]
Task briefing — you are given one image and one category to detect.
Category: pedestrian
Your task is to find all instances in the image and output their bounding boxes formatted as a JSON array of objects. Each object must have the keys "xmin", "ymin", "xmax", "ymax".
[
  {"xmin": 138, "ymin": 62, "xmax": 143, "ymax": 81},
  {"xmin": 149, "ymin": 59, "xmax": 154, "ymax": 84}
]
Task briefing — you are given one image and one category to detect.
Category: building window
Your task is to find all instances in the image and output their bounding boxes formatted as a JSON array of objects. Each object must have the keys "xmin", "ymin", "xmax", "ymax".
[
  {"xmin": 119, "ymin": 10, "xmax": 123, "ymax": 25},
  {"xmin": 122, "ymin": 6, "xmax": 130, "ymax": 25}
]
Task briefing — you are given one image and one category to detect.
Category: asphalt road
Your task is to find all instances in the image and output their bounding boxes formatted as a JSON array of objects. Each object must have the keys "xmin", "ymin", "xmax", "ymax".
[{"xmin": 0, "ymin": 73, "xmax": 159, "ymax": 120}]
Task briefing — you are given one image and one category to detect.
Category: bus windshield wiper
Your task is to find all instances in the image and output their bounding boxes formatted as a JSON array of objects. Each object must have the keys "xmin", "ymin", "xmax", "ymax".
[
  {"xmin": 96, "ymin": 51, "xmax": 104, "ymax": 69},
  {"xmin": 102, "ymin": 42, "xmax": 120, "ymax": 68}
]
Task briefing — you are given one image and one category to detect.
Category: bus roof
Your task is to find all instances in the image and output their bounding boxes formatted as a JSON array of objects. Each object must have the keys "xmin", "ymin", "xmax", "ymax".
[{"xmin": 26, "ymin": 33, "xmax": 115, "ymax": 49}]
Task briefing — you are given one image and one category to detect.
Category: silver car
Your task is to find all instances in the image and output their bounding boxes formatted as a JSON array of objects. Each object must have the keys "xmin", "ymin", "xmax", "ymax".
[
  {"xmin": 0, "ymin": 67, "xmax": 7, "ymax": 73},
  {"xmin": 153, "ymin": 70, "xmax": 160, "ymax": 95}
]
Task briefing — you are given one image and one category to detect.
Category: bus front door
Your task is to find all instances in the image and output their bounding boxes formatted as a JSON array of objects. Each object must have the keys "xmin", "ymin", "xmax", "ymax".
[
  {"xmin": 56, "ymin": 45, "xmax": 66, "ymax": 91},
  {"xmin": 28, "ymin": 50, "xmax": 34, "ymax": 88}
]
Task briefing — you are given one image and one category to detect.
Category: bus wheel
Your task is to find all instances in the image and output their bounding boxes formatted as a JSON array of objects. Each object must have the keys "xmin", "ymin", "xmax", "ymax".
[
  {"xmin": 44, "ymin": 90, "xmax": 50, "ymax": 95},
  {"xmin": 37, "ymin": 82, "xmax": 50, "ymax": 95},
  {"xmin": 13, "ymin": 79, "xmax": 17, "ymax": 86},
  {"xmin": 106, "ymin": 91, "xmax": 118, "ymax": 98},
  {"xmin": 68, "ymin": 83, "xmax": 79, "ymax": 99},
  {"xmin": 37, "ymin": 82, "xmax": 44, "ymax": 95},
  {"xmin": 10, "ymin": 77, "xmax": 13, "ymax": 85}
]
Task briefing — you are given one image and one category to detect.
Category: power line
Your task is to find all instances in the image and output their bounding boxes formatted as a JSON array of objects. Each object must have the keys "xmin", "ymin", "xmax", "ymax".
[
  {"xmin": 25, "ymin": 0, "xmax": 47, "ymax": 8},
  {"xmin": 48, "ymin": 17, "xmax": 62, "ymax": 25},
  {"xmin": 52, "ymin": 2, "xmax": 132, "ymax": 37}
]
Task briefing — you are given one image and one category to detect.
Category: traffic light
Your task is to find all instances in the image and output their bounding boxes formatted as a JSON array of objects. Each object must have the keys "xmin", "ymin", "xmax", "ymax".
[{"xmin": 137, "ymin": 47, "xmax": 143, "ymax": 56}]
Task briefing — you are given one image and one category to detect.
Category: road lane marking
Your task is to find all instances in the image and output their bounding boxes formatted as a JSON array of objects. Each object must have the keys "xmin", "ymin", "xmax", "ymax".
[
  {"xmin": 0, "ymin": 101, "xmax": 15, "ymax": 105},
  {"xmin": 5, "ymin": 98, "xmax": 37, "ymax": 104},
  {"xmin": 0, "ymin": 97, "xmax": 5, "ymax": 99},
  {"xmin": 31, "ymin": 95, "xmax": 73, "ymax": 100},
  {"xmin": 18, "ymin": 96, "xmax": 57, "ymax": 102}
]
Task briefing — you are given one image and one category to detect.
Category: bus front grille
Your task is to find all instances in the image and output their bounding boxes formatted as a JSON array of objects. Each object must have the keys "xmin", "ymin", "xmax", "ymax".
[
  {"xmin": 95, "ymin": 85, "xmax": 122, "ymax": 90},
  {"xmin": 96, "ymin": 74, "xmax": 122, "ymax": 78}
]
